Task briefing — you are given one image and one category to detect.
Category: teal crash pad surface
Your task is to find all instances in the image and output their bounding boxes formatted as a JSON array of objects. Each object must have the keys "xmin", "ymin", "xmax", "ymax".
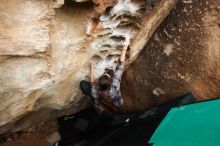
[{"xmin": 149, "ymin": 99, "xmax": 220, "ymax": 146}]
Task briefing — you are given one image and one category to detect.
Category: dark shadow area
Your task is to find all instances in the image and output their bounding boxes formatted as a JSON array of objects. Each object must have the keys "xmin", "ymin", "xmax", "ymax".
[
  {"xmin": 64, "ymin": 0, "xmax": 94, "ymax": 8},
  {"xmin": 58, "ymin": 93, "xmax": 196, "ymax": 146}
]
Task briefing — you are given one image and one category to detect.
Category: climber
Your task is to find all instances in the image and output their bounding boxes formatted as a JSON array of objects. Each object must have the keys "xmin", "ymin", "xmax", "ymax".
[{"xmin": 80, "ymin": 36, "xmax": 130, "ymax": 114}]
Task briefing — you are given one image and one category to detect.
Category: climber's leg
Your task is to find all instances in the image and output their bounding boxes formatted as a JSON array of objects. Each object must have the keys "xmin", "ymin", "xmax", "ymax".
[{"xmin": 79, "ymin": 80, "xmax": 93, "ymax": 100}]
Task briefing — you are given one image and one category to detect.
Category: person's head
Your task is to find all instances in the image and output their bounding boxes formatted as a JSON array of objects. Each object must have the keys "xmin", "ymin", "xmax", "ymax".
[{"xmin": 98, "ymin": 73, "xmax": 112, "ymax": 91}]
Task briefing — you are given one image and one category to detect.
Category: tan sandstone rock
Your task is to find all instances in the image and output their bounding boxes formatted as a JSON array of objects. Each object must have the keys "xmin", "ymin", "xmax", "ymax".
[
  {"xmin": 0, "ymin": 0, "xmax": 177, "ymax": 133},
  {"xmin": 122, "ymin": 0, "xmax": 220, "ymax": 111}
]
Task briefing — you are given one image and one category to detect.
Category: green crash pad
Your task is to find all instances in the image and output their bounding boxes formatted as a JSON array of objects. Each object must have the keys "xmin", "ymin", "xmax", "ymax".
[{"xmin": 149, "ymin": 99, "xmax": 220, "ymax": 146}]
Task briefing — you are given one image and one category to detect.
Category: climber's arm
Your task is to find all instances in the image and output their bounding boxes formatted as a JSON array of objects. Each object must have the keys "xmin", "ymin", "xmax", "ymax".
[
  {"xmin": 90, "ymin": 63, "xmax": 95, "ymax": 83},
  {"xmin": 120, "ymin": 36, "xmax": 130, "ymax": 62},
  {"xmin": 119, "ymin": 46, "xmax": 127, "ymax": 62},
  {"xmin": 112, "ymin": 36, "xmax": 130, "ymax": 89}
]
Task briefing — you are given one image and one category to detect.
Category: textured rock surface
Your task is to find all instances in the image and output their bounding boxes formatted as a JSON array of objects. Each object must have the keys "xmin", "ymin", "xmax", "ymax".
[
  {"xmin": 0, "ymin": 0, "xmax": 177, "ymax": 133},
  {"xmin": 122, "ymin": 0, "xmax": 220, "ymax": 111},
  {"xmin": 0, "ymin": 0, "xmax": 94, "ymax": 130}
]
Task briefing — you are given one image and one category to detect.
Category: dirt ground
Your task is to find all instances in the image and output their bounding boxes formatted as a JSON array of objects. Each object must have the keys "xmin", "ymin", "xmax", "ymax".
[{"xmin": 0, "ymin": 121, "xmax": 58, "ymax": 146}]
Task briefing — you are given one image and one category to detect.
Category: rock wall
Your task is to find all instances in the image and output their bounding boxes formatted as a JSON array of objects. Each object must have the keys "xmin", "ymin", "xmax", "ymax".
[
  {"xmin": 122, "ymin": 0, "xmax": 220, "ymax": 111},
  {"xmin": 0, "ymin": 0, "xmax": 177, "ymax": 133}
]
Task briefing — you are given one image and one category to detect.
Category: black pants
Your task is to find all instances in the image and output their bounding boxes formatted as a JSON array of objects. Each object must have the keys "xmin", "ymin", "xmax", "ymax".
[{"xmin": 80, "ymin": 80, "xmax": 94, "ymax": 101}]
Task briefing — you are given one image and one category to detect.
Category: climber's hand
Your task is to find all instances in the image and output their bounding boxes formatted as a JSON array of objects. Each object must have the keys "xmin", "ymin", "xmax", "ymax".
[{"xmin": 123, "ymin": 35, "xmax": 130, "ymax": 47}]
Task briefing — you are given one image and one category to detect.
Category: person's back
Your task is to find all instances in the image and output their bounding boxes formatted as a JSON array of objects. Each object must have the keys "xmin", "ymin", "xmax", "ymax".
[
  {"xmin": 91, "ymin": 60, "xmax": 125, "ymax": 113},
  {"xmin": 80, "ymin": 36, "xmax": 130, "ymax": 114}
]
